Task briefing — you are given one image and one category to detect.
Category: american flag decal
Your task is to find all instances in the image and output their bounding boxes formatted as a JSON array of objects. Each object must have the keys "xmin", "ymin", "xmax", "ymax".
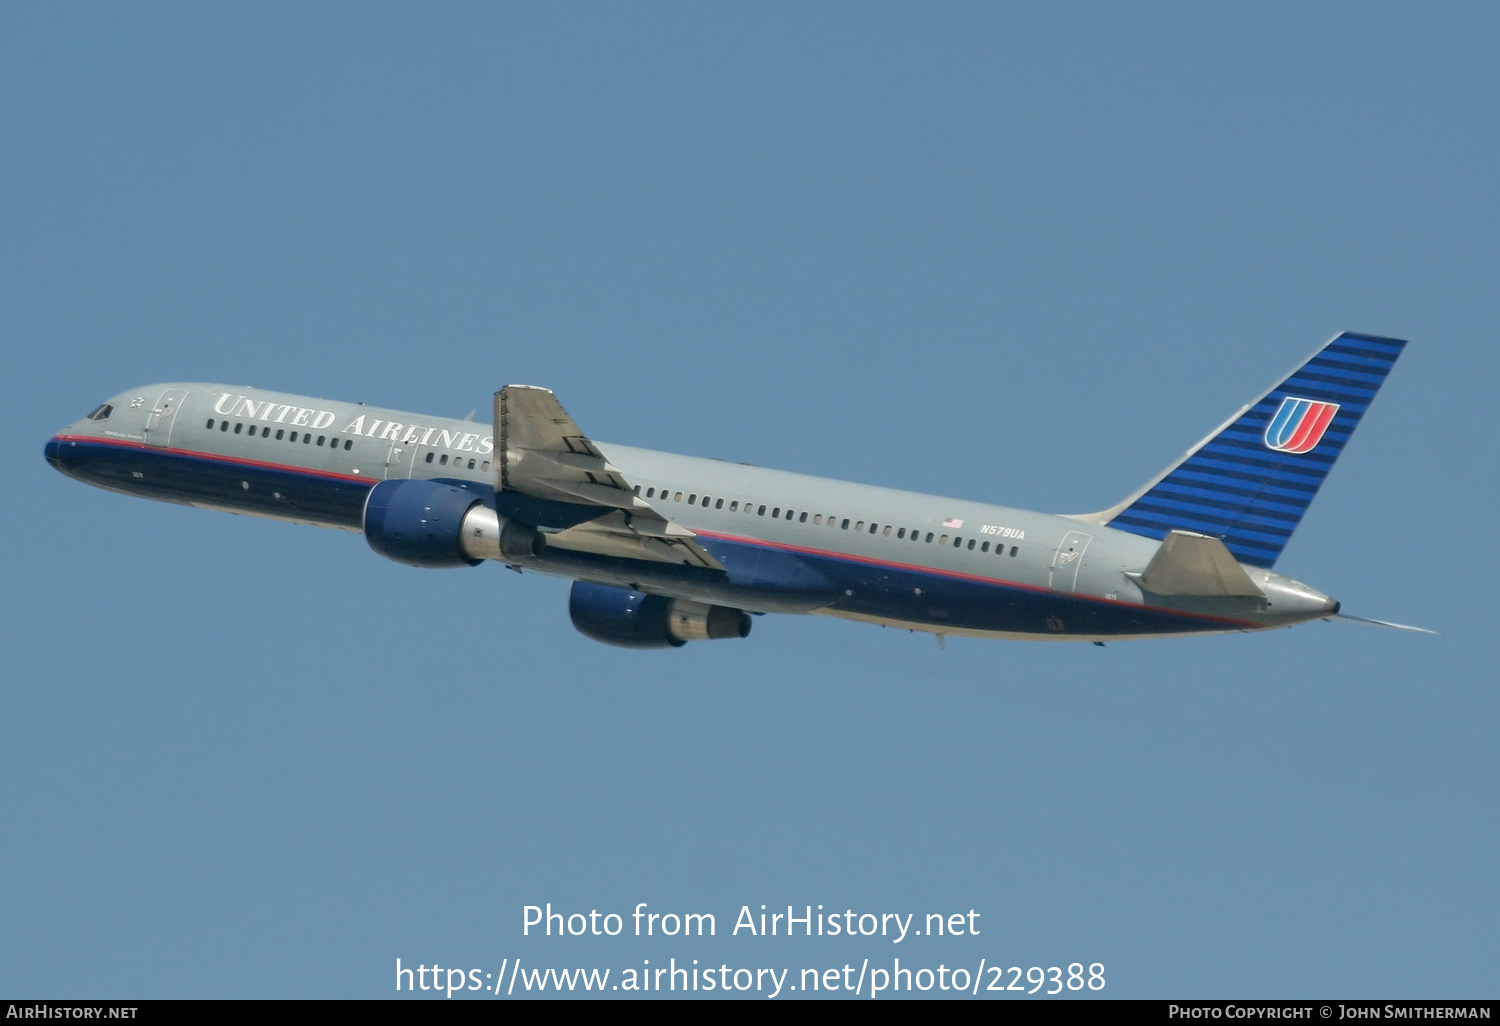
[{"xmin": 942, "ymin": 517, "xmax": 963, "ymax": 529}]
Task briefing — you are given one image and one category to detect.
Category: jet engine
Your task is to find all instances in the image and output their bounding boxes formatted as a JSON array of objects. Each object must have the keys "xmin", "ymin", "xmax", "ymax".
[
  {"xmin": 568, "ymin": 581, "xmax": 752, "ymax": 649},
  {"xmin": 363, "ymin": 479, "xmax": 542, "ymax": 568}
]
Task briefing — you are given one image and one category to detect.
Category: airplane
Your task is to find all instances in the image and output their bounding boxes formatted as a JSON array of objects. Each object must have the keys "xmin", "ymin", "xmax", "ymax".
[{"xmin": 44, "ymin": 331, "xmax": 1428, "ymax": 649}]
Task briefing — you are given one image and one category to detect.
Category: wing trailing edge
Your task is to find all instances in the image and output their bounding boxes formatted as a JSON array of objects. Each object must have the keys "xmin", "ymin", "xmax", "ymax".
[{"xmin": 495, "ymin": 385, "xmax": 721, "ymax": 569}]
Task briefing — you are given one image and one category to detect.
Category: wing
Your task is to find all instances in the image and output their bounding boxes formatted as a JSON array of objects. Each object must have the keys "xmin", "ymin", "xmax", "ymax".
[{"xmin": 495, "ymin": 385, "xmax": 722, "ymax": 570}]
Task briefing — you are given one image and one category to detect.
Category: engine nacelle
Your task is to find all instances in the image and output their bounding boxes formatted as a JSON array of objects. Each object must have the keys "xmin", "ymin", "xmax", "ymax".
[
  {"xmin": 568, "ymin": 581, "xmax": 752, "ymax": 649},
  {"xmin": 363, "ymin": 479, "xmax": 542, "ymax": 568}
]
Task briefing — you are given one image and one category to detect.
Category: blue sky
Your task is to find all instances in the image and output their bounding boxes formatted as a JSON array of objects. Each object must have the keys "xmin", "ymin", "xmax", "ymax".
[{"xmin": 2, "ymin": 2, "xmax": 1495, "ymax": 998}]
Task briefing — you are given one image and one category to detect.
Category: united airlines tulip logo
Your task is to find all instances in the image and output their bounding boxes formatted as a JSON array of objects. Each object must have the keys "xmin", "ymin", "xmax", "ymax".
[{"xmin": 1264, "ymin": 397, "xmax": 1340, "ymax": 454}]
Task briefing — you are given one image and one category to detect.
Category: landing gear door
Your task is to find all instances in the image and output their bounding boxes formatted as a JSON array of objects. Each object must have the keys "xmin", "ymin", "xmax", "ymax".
[
  {"xmin": 1049, "ymin": 530, "xmax": 1093, "ymax": 592},
  {"xmin": 142, "ymin": 388, "xmax": 189, "ymax": 447}
]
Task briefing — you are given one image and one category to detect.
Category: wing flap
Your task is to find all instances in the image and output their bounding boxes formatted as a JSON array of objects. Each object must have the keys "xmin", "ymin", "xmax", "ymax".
[
  {"xmin": 542, "ymin": 513, "xmax": 721, "ymax": 568},
  {"xmin": 526, "ymin": 477, "xmax": 657, "ymax": 511},
  {"xmin": 495, "ymin": 385, "xmax": 722, "ymax": 569}
]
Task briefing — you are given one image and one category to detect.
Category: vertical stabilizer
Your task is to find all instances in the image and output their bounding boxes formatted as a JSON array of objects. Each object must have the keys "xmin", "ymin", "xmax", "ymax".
[{"xmin": 1074, "ymin": 332, "xmax": 1406, "ymax": 568}]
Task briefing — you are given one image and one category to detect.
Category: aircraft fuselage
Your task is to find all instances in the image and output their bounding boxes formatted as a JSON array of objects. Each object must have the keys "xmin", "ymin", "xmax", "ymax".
[{"xmin": 47, "ymin": 382, "xmax": 1341, "ymax": 643}]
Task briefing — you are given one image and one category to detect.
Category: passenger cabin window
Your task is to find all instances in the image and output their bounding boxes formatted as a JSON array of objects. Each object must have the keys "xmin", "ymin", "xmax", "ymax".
[
  {"xmin": 234, "ymin": 423, "xmax": 243, "ymax": 434},
  {"xmin": 716, "ymin": 498, "xmax": 724, "ymax": 509},
  {"xmin": 1010, "ymin": 545, "xmax": 1018, "ymax": 557},
  {"xmin": 221, "ymin": 421, "xmax": 229, "ymax": 432},
  {"xmin": 799, "ymin": 512, "xmax": 807, "ymax": 523},
  {"xmin": 426, "ymin": 452, "xmax": 434, "ymax": 463},
  {"xmin": 729, "ymin": 501, "xmax": 738, "ymax": 511},
  {"xmin": 206, "ymin": 418, "xmax": 215, "ymax": 429},
  {"xmin": 87, "ymin": 404, "xmax": 113, "ymax": 421}
]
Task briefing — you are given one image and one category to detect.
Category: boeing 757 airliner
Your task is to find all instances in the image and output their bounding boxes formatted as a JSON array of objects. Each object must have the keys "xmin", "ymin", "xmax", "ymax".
[{"xmin": 45, "ymin": 332, "xmax": 1426, "ymax": 648}]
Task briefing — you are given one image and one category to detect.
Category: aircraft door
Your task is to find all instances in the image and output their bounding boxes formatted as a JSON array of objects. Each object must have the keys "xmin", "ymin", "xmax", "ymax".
[
  {"xmin": 384, "ymin": 437, "xmax": 418, "ymax": 480},
  {"xmin": 1049, "ymin": 531, "xmax": 1093, "ymax": 592},
  {"xmin": 142, "ymin": 388, "xmax": 189, "ymax": 447}
]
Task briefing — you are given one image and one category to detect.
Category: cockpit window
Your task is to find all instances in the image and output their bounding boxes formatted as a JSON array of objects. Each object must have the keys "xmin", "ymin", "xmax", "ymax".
[{"xmin": 86, "ymin": 404, "xmax": 113, "ymax": 421}]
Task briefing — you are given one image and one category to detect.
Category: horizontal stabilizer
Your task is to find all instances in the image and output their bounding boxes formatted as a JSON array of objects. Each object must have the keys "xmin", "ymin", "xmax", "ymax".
[
  {"xmin": 1325, "ymin": 613, "xmax": 1435, "ymax": 634},
  {"xmin": 1128, "ymin": 530, "xmax": 1265, "ymax": 597}
]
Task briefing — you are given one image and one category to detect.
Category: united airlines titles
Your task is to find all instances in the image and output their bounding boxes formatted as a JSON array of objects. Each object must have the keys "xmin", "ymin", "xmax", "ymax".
[{"xmin": 213, "ymin": 393, "xmax": 493, "ymax": 454}]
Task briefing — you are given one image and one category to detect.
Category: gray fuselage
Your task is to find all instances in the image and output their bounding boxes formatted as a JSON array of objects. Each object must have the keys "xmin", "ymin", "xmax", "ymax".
[{"xmin": 46, "ymin": 383, "xmax": 1340, "ymax": 642}]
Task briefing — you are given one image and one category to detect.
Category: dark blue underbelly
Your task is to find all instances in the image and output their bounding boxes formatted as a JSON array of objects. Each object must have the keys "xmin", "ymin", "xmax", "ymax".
[
  {"xmin": 699, "ymin": 536, "xmax": 1238, "ymax": 637},
  {"xmin": 50, "ymin": 437, "xmax": 372, "ymax": 529}
]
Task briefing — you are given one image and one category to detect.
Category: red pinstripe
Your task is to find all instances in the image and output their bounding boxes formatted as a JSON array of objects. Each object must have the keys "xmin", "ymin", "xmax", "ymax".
[
  {"xmin": 694, "ymin": 529, "xmax": 1264, "ymax": 629},
  {"xmin": 54, "ymin": 434, "xmax": 372, "ymax": 484}
]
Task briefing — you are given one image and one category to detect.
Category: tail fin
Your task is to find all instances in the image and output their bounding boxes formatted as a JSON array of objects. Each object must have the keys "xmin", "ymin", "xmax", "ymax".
[{"xmin": 1073, "ymin": 332, "xmax": 1407, "ymax": 568}]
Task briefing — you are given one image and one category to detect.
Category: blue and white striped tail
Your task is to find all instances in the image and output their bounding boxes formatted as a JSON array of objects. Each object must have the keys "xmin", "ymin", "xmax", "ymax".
[{"xmin": 1086, "ymin": 332, "xmax": 1407, "ymax": 568}]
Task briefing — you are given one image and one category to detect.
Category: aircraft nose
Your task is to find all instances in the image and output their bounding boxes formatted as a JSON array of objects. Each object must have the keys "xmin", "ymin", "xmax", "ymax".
[{"xmin": 44, "ymin": 436, "xmax": 63, "ymax": 470}]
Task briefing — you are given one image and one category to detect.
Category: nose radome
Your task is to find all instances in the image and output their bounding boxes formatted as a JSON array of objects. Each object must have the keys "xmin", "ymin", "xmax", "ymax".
[{"xmin": 44, "ymin": 436, "xmax": 63, "ymax": 470}]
